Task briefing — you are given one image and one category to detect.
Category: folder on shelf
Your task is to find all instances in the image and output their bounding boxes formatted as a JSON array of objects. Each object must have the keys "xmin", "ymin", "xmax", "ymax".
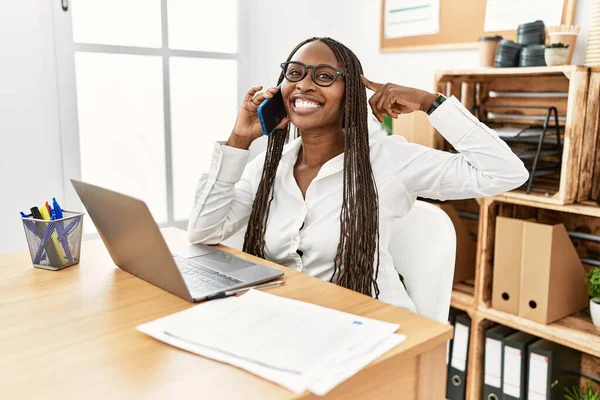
[
  {"xmin": 502, "ymin": 331, "xmax": 538, "ymax": 400},
  {"xmin": 484, "ymin": 325, "xmax": 516, "ymax": 400},
  {"xmin": 492, "ymin": 217, "xmax": 525, "ymax": 315},
  {"xmin": 527, "ymin": 339, "xmax": 581, "ymax": 400},
  {"xmin": 519, "ymin": 221, "xmax": 588, "ymax": 324},
  {"xmin": 447, "ymin": 313, "xmax": 471, "ymax": 400}
]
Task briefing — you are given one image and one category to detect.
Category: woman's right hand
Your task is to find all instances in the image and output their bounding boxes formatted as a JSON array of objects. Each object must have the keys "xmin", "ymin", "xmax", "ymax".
[{"xmin": 227, "ymin": 86, "xmax": 290, "ymax": 149}]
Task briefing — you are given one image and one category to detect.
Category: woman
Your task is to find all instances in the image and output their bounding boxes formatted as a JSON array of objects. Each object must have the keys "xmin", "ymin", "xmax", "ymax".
[{"xmin": 188, "ymin": 37, "xmax": 528, "ymax": 312}]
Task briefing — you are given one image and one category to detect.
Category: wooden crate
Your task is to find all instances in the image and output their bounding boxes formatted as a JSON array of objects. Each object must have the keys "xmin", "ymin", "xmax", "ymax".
[
  {"xmin": 431, "ymin": 66, "xmax": 600, "ymax": 205},
  {"xmin": 462, "ymin": 196, "xmax": 600, "ymax": 400}
]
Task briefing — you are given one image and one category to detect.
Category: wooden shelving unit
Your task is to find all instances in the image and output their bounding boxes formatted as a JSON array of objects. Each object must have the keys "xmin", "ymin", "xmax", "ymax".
[
  {"xmin": 451, "ymin": 283, "xmax": 476, "ymax": 315},
  {"xmin": 461, "ymin": 196, "xmax": 600, "ymax": 400},
  {"xmin": 432, "ymin": 66, "xmax": 600, "ymax": 205},
  {"xmin": 477, "ymin": 305, "xmax": 600, "ymax": 358},
  {"xmin": 424, "ymin": 67, "xmax": 600, "ymax": 400}
]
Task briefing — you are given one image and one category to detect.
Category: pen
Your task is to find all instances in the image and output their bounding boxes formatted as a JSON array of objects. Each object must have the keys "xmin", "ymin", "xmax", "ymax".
[
  {"xmin": 39, "ymin": 204, "xmax": 67, "ymax": 265},
  {"xmin": 51, "ymin": 197, "xmax": 73, "ymax": 263},
  {"xmin": 205, "ymin": 280, "xmax": 285, "ymax": 301},
  {"xmin": 31, "ymin": 206, "xmax": 58, "ymax": 264},
  {"xmin": 20, "ymin": 212, "xmax": 39, "ymax": 237}
]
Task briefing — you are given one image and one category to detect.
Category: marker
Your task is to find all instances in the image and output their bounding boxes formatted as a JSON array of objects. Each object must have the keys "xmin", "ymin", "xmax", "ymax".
[{"xmin": 205, "ymin": 280, "xmax": 285, "ymax": 301}]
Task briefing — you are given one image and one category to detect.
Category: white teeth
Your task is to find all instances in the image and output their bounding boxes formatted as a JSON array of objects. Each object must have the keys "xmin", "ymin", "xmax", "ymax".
[{"xmin": 294, "ymin": 99, "xmax": 322, "ymax": 109}]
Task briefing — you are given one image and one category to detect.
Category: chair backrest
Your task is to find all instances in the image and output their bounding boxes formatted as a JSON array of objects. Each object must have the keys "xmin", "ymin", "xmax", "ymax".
[{"xmin": 389, "ymin": 200, "xmax": 457, "ymax": 323}]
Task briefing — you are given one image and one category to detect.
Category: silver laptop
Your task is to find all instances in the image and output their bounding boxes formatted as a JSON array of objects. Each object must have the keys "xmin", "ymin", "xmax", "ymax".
[{"xmin": 71, "ymin": 179, "xmax": 283, "ymax": 302}]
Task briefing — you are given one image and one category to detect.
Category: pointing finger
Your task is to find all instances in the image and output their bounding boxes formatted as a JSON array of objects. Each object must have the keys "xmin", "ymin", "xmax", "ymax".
[{"xmin": 361, "ymin": 75, "xmax": 384, "ymax": 92}]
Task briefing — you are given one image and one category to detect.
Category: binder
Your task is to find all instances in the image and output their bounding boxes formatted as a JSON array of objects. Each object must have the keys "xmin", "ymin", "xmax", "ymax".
[
  {"xmin": 447, "ymin": 308, "xmax": 463, "ymax": 363},
  {"xmin": 484, "ymin": 325, "xmax": 516, "ymax": 400},
  {"xmin": 447, "ymin": 313, "xmax": 471, "ymax": 400},
  {"xmin": 527, "ymin": 339, "xmax": 581, "ymax": 400},
  {"xmin": 502, "ymin": 331, "xmax": 538, "ymax": 400},
  {"xmin": 446, "ymin": 308, "xmax": 464, "ymax": 400}
]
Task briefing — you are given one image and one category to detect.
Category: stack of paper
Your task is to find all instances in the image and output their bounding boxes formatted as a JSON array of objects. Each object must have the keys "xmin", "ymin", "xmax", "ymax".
[{"xmin": 137, "ymin": 290, "xmax": 406, "ymax": 396}]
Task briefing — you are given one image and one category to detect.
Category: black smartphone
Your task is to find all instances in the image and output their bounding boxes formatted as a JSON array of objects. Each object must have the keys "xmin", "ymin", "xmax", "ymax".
[{"xmin": 257, "ymin": 85, "xmax": 287, "ymax": 136}]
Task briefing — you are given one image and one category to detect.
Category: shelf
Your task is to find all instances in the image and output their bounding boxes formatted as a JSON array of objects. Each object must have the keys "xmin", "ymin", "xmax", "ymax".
[
  {"xmin": 451, "ymin": 283, "xmax": 475, "ymax": 313},
  {"xmin": 432, "ymin": 68, "xmax": 600, "ymax": 205},
  {"xmin": 435, "ymin": 65, "xmax": 587, "ymax": 78},
  {"xmin": 477, "ymin": 306, "xmax": 600, "ymax": 358},
  {"xmin": 492, "ymin": 194, "xmax": 600, "ymax": 217}
]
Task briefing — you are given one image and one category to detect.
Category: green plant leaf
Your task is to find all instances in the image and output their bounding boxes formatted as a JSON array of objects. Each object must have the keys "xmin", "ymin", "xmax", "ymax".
[
  {"xmin": 586, "ymin": 268, "xmax": 600, "ymax": 298},
  {"xmin": 565, "ymin": 386, "xmax": 582, "ymax": 400},
  {"xmin": 546, "ymin": 42, "xmax": 570, "ymax": 48}
]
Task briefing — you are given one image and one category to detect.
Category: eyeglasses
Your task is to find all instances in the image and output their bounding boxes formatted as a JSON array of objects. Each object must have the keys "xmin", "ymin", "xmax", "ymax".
[{"xmin": 280, "ymin": 61, "xmax": 344, "ymax": 87}]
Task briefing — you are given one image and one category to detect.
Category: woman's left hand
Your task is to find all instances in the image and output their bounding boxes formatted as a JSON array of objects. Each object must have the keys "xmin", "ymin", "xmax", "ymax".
[{"xmin": 361, "ymin": 75, "xmax": 437, "ymax": 123}]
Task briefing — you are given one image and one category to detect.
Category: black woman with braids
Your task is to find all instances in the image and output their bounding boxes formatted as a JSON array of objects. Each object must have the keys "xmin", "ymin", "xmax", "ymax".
[{"xmin": 188, "ymin": 37, "xmax": 528, "ymax": 312}]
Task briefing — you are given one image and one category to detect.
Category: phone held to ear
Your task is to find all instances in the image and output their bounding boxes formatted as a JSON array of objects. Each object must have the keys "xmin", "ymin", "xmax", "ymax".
[{"xmin": 257, "ymin": 85, "xmax": 287, "ymax": 136}]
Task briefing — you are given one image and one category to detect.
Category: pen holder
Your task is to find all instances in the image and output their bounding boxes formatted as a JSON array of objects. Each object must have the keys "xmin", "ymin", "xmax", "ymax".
[{"xmin": 21, "ymin": 211, "xmax": 85, "ymax": 271}]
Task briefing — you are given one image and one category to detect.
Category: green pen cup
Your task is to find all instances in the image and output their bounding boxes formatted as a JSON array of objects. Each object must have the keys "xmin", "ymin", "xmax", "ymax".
[{"xmin": 21, "ymin": 211, "xmax": 85, "ymax": 270}]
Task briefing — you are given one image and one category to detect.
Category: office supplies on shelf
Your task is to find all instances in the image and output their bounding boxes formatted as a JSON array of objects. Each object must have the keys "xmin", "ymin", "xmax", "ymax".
[
  {"xmin": 138, "ymin": 289, "xmax": 406, "ymax": 396},
  {"xmin": 527, "ymin": 339, "xmax": 581, "ymax": 399},
  {"xmin": 484, "ymin": 325, "xmax": 516, "ymax": 400},
  {"xmin": 447, "ymin": 313, "xmax": 471, "ymax": 400},
  {"xmin": 503, "ymin": 331, "xmax": 538, "ymax": 400},
  {"xmin": 205, "ymin": 280, "xmax": 284, "ymax": 300}
]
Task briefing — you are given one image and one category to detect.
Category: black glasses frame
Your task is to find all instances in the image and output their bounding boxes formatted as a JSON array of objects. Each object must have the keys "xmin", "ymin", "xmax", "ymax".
[{"xmin": 280, "ymin": 61, "xmax": 344, "ymax": 87}]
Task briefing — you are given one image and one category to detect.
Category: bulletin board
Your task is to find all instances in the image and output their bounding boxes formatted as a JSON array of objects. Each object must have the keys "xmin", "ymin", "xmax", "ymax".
[{"xmin": 380, "ymin": 0, "xmax": 577, "ymax": 52}]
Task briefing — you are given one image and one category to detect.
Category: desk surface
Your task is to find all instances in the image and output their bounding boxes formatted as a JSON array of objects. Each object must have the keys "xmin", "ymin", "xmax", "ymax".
[{"xmin": 0, "ymin": 228, "xmax": 452, "ymax": 399}]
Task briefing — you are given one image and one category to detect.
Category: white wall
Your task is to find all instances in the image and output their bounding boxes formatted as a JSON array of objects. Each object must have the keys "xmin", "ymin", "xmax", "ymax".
[
  {"xmin": 240, "ymin": 0, "xmax": 593, "ymax": 93},
  {"xmin": 0, "ymin": 1, "xmax": 64, "ymax": 254}
]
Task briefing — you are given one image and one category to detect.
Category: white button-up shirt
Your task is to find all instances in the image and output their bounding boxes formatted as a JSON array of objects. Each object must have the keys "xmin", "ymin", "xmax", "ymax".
[{"xmin": 188, "ymin": 96, "xmax": 529, "ymax": 312}]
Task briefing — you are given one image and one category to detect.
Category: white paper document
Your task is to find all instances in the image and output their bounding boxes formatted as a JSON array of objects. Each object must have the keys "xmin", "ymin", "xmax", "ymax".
[
  {"xmin": 484, "ymin": 0, "xmax": 564, "ymax": 32},
  {"xmin": 137, "ymin": 290, "xmax": 406, "ymax": 396},
  {"xmin": 384, "ymin": 0, "xmax": 440, "ymax": 39}
]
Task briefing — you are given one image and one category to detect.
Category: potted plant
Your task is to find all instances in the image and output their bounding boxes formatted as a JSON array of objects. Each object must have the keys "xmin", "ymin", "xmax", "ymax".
[
  {"xmin": 545, "ymin": 43, "xmax": 570, "ymax": 66},
  {"xmin": 565, "ymin": 385, "xmax": 600, "ymax": 400},
  {"xmin": 586, "ymin": 267, "xmax": 600, "ymax": 327}
]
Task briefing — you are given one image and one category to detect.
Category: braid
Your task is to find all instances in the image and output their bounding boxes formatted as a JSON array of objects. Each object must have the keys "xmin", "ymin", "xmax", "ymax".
[
  {"xmin": 242, "ymin": 38, "xmax": 315, "ymax": 258},
  {"xmin": 243, "ymin": 37, "xmax": 380, "ymax": 298}
]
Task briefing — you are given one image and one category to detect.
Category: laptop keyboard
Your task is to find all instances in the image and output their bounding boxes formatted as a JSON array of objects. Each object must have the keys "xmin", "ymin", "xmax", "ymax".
[{"xmin": 173, "ymin": 255, "xmax": 243, "ymax": 293}]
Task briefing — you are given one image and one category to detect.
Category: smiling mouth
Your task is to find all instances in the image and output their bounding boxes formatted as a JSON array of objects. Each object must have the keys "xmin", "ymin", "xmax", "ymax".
[{"xmin": 291, "ymin": 99, "xmax": 324, "ymax": 115}]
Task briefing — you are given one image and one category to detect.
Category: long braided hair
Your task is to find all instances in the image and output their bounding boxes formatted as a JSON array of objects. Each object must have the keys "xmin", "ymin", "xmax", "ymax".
[{"xmin": 242, "ymin": 37, "xmax": 380, "ymax": 298}]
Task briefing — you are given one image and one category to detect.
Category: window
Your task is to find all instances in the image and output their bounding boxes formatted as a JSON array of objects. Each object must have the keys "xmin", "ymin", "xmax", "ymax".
[{"xmin": 57, "ymin": 0, "xmax": 239, "ymax": 232}]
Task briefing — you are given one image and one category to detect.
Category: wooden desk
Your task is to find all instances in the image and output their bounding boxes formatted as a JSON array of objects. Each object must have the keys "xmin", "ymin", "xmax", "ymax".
[{"xmin": 0, "ymin": 228, "xmax": 452, "ymax": 399}]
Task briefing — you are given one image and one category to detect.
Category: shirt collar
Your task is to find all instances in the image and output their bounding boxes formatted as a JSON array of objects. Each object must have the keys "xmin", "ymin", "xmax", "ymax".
[{"xmin": 279, "ymin": 135, "xmax": 378, "ymax": 183}]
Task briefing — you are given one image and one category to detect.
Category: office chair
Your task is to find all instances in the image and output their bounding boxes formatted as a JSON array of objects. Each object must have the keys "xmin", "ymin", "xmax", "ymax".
[
  {"xmin": 222, "ymin": 200, "xmax": 457, "ymax": 323},
  {"xmin": 389, "ymin": 200, "xmax": 457, "ymax": 323}
]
